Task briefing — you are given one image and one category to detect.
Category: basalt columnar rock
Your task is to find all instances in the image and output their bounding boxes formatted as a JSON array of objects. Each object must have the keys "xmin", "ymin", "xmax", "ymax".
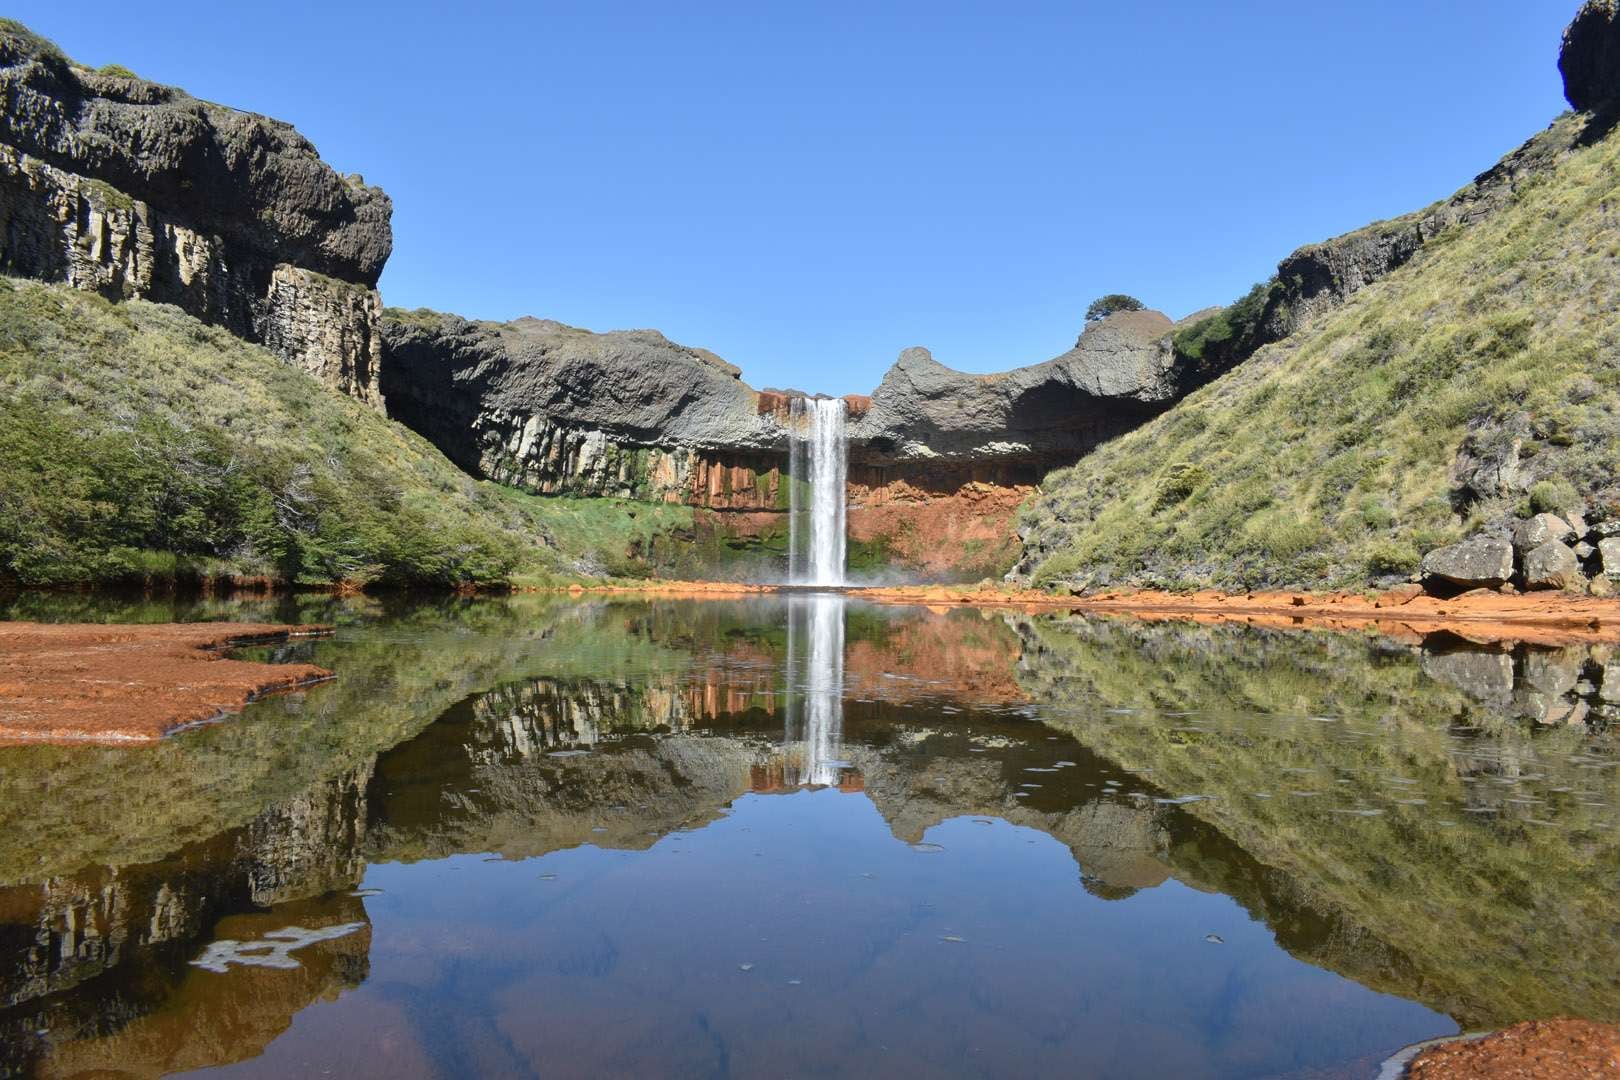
[
  {"xmin": 379, "ymin": 309, "xmax": 787, "ymax": 508},
  {"xmin": 378, "ymin": 305, "xmax": 1187, "ymax": 517},
  {"xmin": 0, "ymin": 23, "xmax": 392, "ymax": 405}
]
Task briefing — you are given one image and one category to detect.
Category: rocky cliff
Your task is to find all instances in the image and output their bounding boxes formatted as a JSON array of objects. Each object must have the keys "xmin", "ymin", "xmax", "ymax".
[
  {"xmin": 378, "ymin": 303, "xmax": 1190, "ymax": 577},
  {"xmin": 0, "ymin": 22, "xmax": 391, "ymax": 405},
  {"xmin": 380, "ymin": 309, "xmax": 786, "ymax": 508},
  {"xmin": 1561, "ymin": 0, "xmax": 1620, "ymax": 110}
]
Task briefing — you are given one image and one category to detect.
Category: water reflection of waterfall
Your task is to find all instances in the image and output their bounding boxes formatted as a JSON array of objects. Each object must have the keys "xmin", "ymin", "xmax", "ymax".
[
  {"xmin": 784, "ymin": 594, "xmax": 847, "ymax": 786},
  {"xmin": 787, "ymin": 397, "xmax": 848, "ymax": 586}
]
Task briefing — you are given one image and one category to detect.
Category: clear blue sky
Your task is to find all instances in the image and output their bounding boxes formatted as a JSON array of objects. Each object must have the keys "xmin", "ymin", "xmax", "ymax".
[{"xmin": 15, "ymin": 1, "xmax": 1574, "ymax": 394}]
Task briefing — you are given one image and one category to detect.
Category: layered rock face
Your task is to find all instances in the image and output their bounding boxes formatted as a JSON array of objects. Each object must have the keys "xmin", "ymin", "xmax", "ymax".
[
  {"xmin": 380, "ymin": 309, "xmax": 787, "ymax": 508},
  {"xmin": 0, "ymin": 26, "xmax": 391, "ymax": 405},
  {"xmin": 378, "ymin": 305, "xmax": 1186, "ymax": 573},
  {"xmin": 379, "ymin": 305, "xmax": 1189, "ymax": 576}
]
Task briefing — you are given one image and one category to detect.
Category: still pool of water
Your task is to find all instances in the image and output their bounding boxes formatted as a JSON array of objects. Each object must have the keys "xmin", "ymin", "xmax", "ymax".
[{"xmin": 1, "ymin": 593, "xmax": 1617, "ymax": 1078}]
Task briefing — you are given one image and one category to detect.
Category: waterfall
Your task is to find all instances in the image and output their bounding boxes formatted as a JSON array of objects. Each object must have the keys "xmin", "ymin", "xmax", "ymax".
[
  {"xmin": 787, "ymin": 396, "xmax": 848, "ymax": 586},
  {"xmin": 784, "ymin": 594, "xmax": 846, "ymax": 786}
]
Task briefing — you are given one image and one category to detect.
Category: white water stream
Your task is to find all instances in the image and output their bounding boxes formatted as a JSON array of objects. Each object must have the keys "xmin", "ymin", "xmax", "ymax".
[{"xmin": 787, "ymin": 397, "xmax": 848, "ymax": 586}]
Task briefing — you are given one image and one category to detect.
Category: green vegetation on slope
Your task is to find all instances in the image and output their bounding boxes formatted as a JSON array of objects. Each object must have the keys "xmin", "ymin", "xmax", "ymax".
[
  {"xmin": 0, "ymin": 279, "xmax": 699, "ymax": 588},
  {"xmin": 1020, "ymin": 117, "xmax": 1620, "ymax": 590}
]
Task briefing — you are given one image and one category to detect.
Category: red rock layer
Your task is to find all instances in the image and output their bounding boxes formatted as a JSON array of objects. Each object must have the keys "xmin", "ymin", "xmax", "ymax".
[{"xmin": 0, "ymin": 622, "xmax": 332, "ymax": 743}]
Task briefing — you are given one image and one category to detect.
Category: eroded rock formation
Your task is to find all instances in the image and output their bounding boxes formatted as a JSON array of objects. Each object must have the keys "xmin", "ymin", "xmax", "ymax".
[
  {"xmin": 1562, "ymin": 0, "xmax": 1620, "ymax": 110},
  {"xmin": 0, "ymin": 26, "xmax": 391, "ymax": 405},
  {"xmin": 849, "ymin": 310, "xmax": 1176, "ymax": 467},
  {"xmin": 379, "ymin": 310, "xmax": 786, "ymax": 507}
]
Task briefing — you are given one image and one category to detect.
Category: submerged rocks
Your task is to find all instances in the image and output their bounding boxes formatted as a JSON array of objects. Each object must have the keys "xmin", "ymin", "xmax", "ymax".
[
  {"xmin": 1561, "ymin": 0, "xmax": 1620, "ymax": 111},
  {"xmin": 1421, "ymin": 648, "xmax": 1515, "ymax": 708},
  {"xmin": 1421, "ymin": 538, "xmax": 1515, "ymax": 590}
]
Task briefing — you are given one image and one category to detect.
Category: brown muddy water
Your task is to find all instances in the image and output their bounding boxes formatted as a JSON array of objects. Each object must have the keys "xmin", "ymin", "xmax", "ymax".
[{"xmin": 0, "ymin": 592, "xmax": 1616, "ymax": 1078}]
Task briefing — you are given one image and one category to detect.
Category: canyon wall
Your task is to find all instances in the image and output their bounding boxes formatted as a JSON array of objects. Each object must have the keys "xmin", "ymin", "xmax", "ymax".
[
  {"xmin": 0, "ymin": 24, "xmax": 391, "ymax": 405},
  {"xmin": 378, "ymin": 304, "xmax": 1186, "ymax": 578}
]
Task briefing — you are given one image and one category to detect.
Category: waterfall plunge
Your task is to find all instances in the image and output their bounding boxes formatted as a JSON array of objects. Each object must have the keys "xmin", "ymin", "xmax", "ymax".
[{"xmin": 787, "ymin": 397, "xmax": 848, "ymax": 587}]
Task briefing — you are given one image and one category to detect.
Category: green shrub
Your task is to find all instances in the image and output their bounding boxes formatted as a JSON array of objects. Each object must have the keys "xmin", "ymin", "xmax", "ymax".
[
  {"xmin": 1153, "ymin": 462, "xmax": 1209, "ymax": 511},
  {"xmin": 1173, "ymin": 281, "xmax": 1280, "ymax": 365},
  {"xmin": 1365, "ymin": 540, "xmax": 1420, "ymax": 577},
  {"xmin": 1529, "ymin": 478, "xmax": 1581, "ymax": 516},
  {"xmin": 96, "ymin": 63, "xmax": 137, "ymax": 78}
]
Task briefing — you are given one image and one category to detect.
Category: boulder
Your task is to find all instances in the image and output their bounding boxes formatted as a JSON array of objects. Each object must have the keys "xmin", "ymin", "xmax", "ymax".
[
  {"xmin": 1513, "ymin": 513, "xmax": 1574, "ymax": 553},
  {"xmin": 1421, "ymin": 538, "xmax": 1515, "ymax": 589},
  {"xmin": 1523, "ymin": 540, "xmax": 1582, "ymax": 591},
  {"xmin": 1600, "ymin": 536, "xmax": 1620, "ymax": 576},
  {"xmin": 1561, "ymin": 0, "xmax": 1620, "ymax": 111}
]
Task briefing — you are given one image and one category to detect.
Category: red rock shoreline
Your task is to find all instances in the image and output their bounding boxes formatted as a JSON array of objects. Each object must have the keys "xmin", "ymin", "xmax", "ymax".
[
  {"xmin": 557, "ymin": 581, "xmax": 1620, "ymax": 646},
  {"xmin": 0, "ymin": 622, "xmax": 333, "ymax": 744}
]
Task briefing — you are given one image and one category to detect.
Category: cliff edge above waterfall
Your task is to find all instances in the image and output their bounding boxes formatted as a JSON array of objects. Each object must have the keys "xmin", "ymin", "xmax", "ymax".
[{"xmin": 377, "ymin": 304, "xmax": 1189, "ymax": 486}]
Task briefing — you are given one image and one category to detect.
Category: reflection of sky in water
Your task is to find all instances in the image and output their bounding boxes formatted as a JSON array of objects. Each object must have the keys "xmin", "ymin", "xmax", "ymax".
[{"xmin": 201, "ymin": 795, "xmax": 1446, "ymax": 1080}]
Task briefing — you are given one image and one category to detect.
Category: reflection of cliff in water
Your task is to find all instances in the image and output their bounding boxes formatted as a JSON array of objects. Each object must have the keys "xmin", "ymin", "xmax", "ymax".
[
  {"xmin": 0, "ymin": 767, "xmax": 373, "ymax": 1077},
  {"xmin": 3, "ymin": 596, "xmax": 1619, "ymax": 1072},
  {"xmin": 356, "ymin": 605, "xmax": 1620, "ymax": 1030}
]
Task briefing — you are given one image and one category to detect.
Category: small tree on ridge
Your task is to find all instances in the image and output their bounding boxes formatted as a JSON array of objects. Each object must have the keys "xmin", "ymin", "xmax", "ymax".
[{"xmin": 1085, "ymin": 294, "xmax": 1145, "ymax": 322}]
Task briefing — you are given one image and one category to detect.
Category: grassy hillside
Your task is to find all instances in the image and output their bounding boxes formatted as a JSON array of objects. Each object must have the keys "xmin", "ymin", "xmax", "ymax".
[
  {"xmin": 1018, "ymin": 114, "xmax": 1620, "ymax": 591},
  {"xmin": 0, "ymin": 278, "xmax": 694, "ymax": 588}
]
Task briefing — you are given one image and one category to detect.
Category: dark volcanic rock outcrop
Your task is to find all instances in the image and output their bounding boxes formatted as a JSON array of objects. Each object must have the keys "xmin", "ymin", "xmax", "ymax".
[
  {"xmin": 380, "ymin": 309, "xmax": 786, "ymax": 506},
  {"xmin": 0, "ymin": 24, "xmax": 392, "ymax": 404},
  {"xmin": 379, "ymin": 306, "xmax": 1185, "ymax": 506},
  {"xmin": 850, "ymin": 309, "xmax": 1177, "ymax": 467},
  {"xmin": 1561, "ymin": 0, "xmax": 1620, "ymax": 110}
]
